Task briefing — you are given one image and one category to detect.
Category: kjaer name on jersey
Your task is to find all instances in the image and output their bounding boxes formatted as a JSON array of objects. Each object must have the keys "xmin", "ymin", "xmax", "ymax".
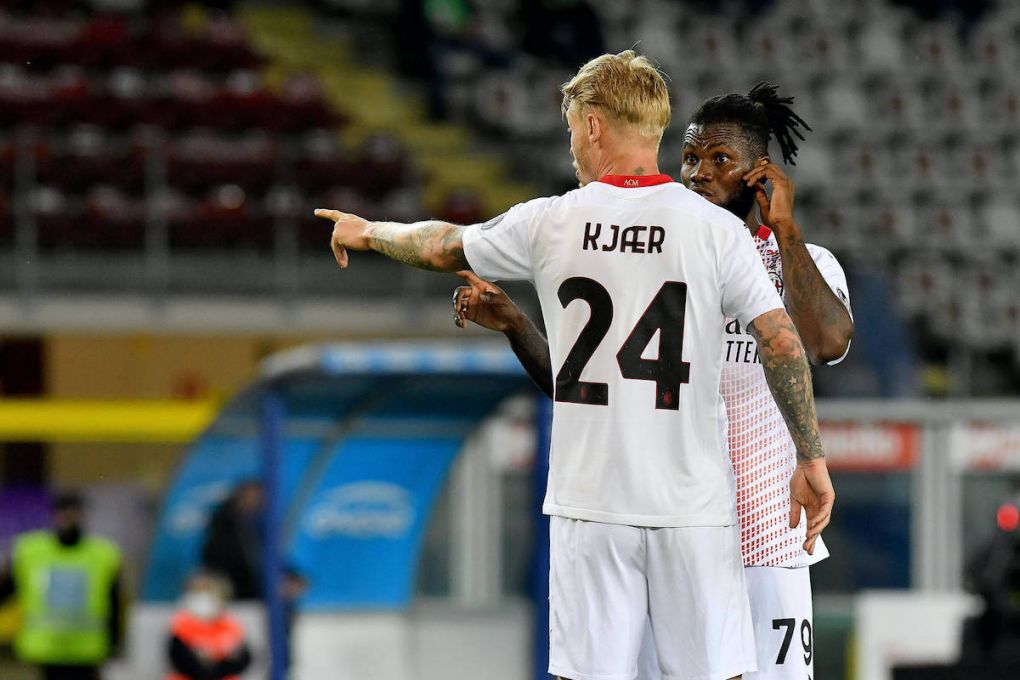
[{"xmin": 582, "ymin": 222, "xmax": 666, "ymax": 253}]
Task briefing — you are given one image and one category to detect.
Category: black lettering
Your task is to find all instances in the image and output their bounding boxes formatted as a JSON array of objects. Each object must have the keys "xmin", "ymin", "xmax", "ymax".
[
  {"xmin": 555, "ymin": 278, "xmax": 612, "ymax": 405},
  {"xmin": 725, "ymin": 319, "xmax": 742, "ymax": 335},
  {"xmin": 648, "ymin": 226, "xmax": 665, "ymax": 253},
  {"xmin": 774, "ymin": 619, "xmax": 796, "ymax": 664},
  {"xmin": 583, "ymin": 222, "xmax": 601, "ymax": 251},
  {"xmin": 602, "ymin": 224, "xmax": 620, "ymax": 251},
  {"xmin": 753, "ymin": 347, "xmax": 760, "ymax": 364},
  {"xmin": 801, "ymin": 620, "xmax": 813, "ymax": 665},
  {"xmin": 620, "ymin": 226, "xmax": 647, "ymax": 253},
  {"xmin": 743, "ymin": 341, "xmax": 756, "ymax": 363},
  {"xmin": 556, "ymin": 279, "xmax": 691, "ymax": 409}
]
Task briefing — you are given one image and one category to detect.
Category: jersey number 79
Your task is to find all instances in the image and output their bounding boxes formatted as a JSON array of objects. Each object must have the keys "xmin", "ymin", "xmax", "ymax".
[{"xmin": 555, "ymin": 277, "xmax": 691, "ymax": 410}]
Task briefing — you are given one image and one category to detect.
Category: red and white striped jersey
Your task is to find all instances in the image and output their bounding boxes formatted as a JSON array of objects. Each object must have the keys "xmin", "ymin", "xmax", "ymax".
[{"xmin": 722, "ymin": 225, "xmax": 851, "ymax": 567}]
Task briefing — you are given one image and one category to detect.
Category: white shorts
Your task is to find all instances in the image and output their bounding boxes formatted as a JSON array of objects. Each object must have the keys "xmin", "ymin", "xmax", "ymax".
[
  {"xmin": 743, "ymin": 566, "xmax": 814, "ymax": 680},
  {"xmin": 637, "ymin": 566, "xmax": 813, "ymax": 680},
  {"xmin": 548, "ymin": 516, "xmax": 756, "ymax": 680}
]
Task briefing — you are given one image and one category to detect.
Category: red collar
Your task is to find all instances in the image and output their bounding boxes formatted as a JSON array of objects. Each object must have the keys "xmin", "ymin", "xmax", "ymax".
[
  {"xmin": 596, "ymin": 174, "xmax": 674, "ymax": 188},
  {"xmin": 755, "ymin": 224, "xmax": 772, "ymax": 241}
]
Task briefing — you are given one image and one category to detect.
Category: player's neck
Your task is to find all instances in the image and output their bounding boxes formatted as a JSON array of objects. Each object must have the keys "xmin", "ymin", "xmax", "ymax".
[
  {"xmin": 596, "ymin": 149, "xmax": 660, "ymax": 180},
  {"xmin": 743, "ymin": 211, "xmax": 758, "ymax": 233}
]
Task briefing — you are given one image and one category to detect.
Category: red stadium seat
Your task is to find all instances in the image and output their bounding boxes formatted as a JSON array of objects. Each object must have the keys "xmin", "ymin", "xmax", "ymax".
[
  {"xmin": 354, "ymin": 133, "xmax": 411, "ymax": 193},
  {"xmin": 75, "ymin": 15, "xmax": 133, "ymax": 69},
  {"xmin": 295, "ymin": 130, "xmax": 359, "ymax": 192},
  {"xmin": 83, "ymin": 185, "xmax": 145, "ymax": 250},
  {"xmin": 167, "ymin": 130, "xmax": 277, "ymax": 195},
  {"xmin": 277, "ymin": 73, "xmax": 343, "ymax": 132},
  {"xmin": 0, "ymin": 2, "xmax": 343, "ymax": 257},
  {"xmin": 213, "ymin": 70, "xmax": 279, "ymax": 130},
  {"xmin": 33, "ymin": 185, "xmax": 77, "ymax": 251},
  {"xmin": 171, "ymin": 184, "xmax": 272, "ymax": 250},
  {"xmin": 0, "ymin": 135, "xmax": 13, "ymax": 191},
  {"xmin": 37, "ymin": 126, "xmax": 144, "ymax": 194},
  {"xmin": 436, "ymin": 187, "xmax": 484, "ymax": 226}
]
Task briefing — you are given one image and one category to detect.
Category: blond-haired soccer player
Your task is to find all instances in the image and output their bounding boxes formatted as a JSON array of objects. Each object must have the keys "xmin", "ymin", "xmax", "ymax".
[
  {"xmin": 315, "ymin": 51, "xmax": 835, "ymax": 680},
  {"xmin": 453, "ymin": 82, "xmax": 853, "ymax": 680}
]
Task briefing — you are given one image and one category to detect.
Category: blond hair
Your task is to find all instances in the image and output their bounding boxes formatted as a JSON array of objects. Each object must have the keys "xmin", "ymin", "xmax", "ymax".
[{"xmin": 561, "ymin": 50, "xmax": 671, "ymax": 140}]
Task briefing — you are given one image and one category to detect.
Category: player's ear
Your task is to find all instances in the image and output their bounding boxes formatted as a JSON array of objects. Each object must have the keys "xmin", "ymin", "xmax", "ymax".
[{"xmin": 587, "ymin": 112, "xmax": 600, "ymax": 143}]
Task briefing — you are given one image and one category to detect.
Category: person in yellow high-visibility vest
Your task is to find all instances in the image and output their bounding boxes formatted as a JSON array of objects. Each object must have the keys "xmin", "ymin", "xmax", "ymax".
[{"xmin": 0, "ymin": 492, "xmax": 123, "ymax": 680}]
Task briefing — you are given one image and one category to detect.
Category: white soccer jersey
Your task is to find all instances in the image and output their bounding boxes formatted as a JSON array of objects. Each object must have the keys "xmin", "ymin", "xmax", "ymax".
[
  {"xmin": 463, "ymin": 175, "xmax": 784, "ymax": 527},
  {"xmin": 723, "ymin": 225, "xmax": 851, "ymax": 567}
]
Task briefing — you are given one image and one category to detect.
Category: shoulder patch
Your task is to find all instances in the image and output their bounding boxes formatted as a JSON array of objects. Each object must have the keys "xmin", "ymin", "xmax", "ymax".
[{"xmin": 480, "ymin": 213, "xmax": 506, "ymax": 231}]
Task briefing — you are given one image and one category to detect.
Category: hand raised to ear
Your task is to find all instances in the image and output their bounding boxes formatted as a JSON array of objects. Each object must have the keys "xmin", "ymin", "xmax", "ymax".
[{"xmin": 743, "ymin": 161, "xmax": 796, "ymax": 231}]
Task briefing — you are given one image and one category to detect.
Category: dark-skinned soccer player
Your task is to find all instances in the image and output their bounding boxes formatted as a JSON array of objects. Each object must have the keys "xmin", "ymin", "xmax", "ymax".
[{"xmin": 452, "ymin": 82, "xmax": 853, "ymax": 680}]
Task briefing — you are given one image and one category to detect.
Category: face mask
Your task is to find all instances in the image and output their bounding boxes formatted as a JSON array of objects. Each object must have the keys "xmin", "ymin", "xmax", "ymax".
[
  {"xmin": 183, "ymin": 591, "xmax": 223, "ymax": 620},
  {"xmin": 57, "ymin": 526, "xmax": 82, "ymax": 546}
]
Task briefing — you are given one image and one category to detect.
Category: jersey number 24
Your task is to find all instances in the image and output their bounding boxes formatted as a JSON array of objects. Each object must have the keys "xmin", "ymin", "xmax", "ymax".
[{"xmin": 555, "ymin": 277, "xmax": 690, "ymax": 410}]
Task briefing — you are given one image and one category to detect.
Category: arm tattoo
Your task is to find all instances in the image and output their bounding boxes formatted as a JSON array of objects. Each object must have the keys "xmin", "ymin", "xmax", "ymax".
[
  {"xmin": 506, "ymin": 317, "xmax": 553, "ymax": 399},
  {"xmin": 749, "ymin": 309, "xmax": 825, "ymax": 462},
  {"xmin": 775, "ymin": 226, "xmax": 854, "ymax": 364},
  {"xmin": 366, "ymin": 221, "xmax": 469, "ymax": 272}
]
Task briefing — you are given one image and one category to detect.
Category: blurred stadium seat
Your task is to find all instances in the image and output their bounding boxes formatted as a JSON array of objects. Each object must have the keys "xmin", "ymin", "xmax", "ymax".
[{"xmin": 0, "ymin": 0, "xmax": 1017, "ymax": 384}]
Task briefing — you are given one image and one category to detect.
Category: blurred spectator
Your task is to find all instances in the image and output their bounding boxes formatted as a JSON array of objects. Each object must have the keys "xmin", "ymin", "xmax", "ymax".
[
  {"xmin": 200, "ymin": 480, "xmax": 264, "ymax": 601},
  {"xmin": 166, "ymin": 571, "xmax": 252, "ymax": 680},
  {"xmin": 962, "ymin": 496, "xmax": 1020, "ymax": 665},
  {"xmin": 0, "ymin": 492, "xmax": 123, "ymax": 680},
  {"xmin": 197, "ymin": 480, "xmax": 307, "ymax": 673},
  {"xmin": 521, "ymin": 0, "xmax": 604, "ymax": 68}
]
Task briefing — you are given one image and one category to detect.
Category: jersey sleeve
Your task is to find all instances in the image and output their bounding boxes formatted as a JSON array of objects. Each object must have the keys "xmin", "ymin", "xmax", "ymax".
[
  {"xmin": 719, "ymin": 226, "xmax": 785, "ymax": 328},
  {"xmin": 807, "ymin": 244, "xmax": 853, "ymax": 365},
  {"xmin": 462, "ymin": 198, "xmax": 545, "ymax": 281}
]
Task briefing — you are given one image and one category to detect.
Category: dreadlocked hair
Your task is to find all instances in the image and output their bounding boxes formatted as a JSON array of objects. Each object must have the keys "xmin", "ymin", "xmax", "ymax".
[{"xmin": 688, "ymin": 81, "xmax": 811, "ymax": 165}]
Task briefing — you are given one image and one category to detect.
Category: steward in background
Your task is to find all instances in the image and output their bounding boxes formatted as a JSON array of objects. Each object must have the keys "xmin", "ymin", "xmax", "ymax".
[
  {"xmin": 166, "ymin": 571, "xmax": 252, "ymax": 680},
  {"xmin": 0, "ymin": 492, "xmax": 123, "ymax": 680}
]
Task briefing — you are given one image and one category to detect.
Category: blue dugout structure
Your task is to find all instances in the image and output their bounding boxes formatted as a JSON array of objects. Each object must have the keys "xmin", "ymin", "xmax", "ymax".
[{"xmin": 143, "ymin": 341, "xmax": 552, "ymax": 680}]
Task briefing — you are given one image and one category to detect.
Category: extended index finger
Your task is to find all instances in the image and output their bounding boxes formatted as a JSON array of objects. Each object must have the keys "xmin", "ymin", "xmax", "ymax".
[{"xmin": 314, "ymin": 208, "xmax": 343, "ymax": 221}]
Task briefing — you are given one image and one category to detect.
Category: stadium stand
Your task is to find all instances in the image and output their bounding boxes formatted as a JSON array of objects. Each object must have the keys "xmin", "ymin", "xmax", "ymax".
[
  {"xmin": 371, "ymin": 0, "xmax": 1020, "ymax": 392},
  {"xmin": 0, "ymin": 0, "xmax": 1017, "ymax": 392}
]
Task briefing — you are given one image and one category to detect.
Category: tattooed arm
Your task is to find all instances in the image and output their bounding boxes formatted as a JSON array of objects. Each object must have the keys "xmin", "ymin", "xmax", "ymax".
[
  {"xmin": 453, "ymin": 272, "xmax": 553, "ymax": 398},
  {"xmin": 748, "ymin": 307, "xmax": 835, "ymax": 553},
  {"xmin": 315, "ymin": 209, "xmax": 469, "ymax": 272},
  {"xmin": 745, "ymin": 163, "xmax": 853, "ymax": 364},
  {"xmin": 749, "ymin": 307, "xmax": 823, "ymax": 461},
  {"xmin": 367, "ymin": 220, "xmax": 468, "ymax": 272}
]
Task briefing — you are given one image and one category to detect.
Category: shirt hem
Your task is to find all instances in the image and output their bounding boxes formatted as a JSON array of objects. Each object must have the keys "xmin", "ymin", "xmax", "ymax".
[
  {"xmin": 742, "ymin": 538, "xmax": 830, "ymax": 568},
  {"xmin": 543, "ymin": 503, "xmax": 736, "ymax": 528}
]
